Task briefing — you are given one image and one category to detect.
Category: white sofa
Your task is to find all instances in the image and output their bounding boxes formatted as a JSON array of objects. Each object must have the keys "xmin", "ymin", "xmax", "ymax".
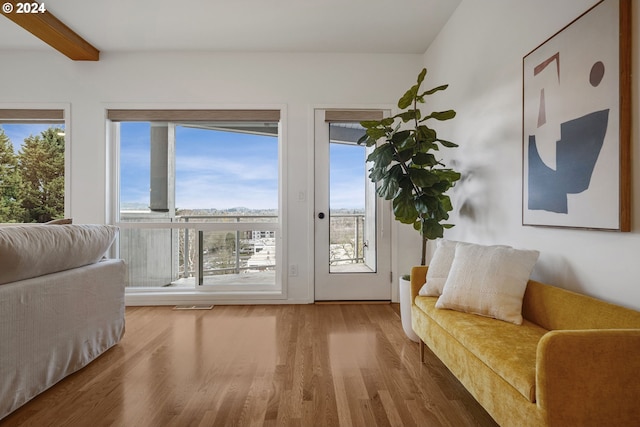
[{"xmin": 0, "ymin": 224, "xmax": 126, "ymax": 420}]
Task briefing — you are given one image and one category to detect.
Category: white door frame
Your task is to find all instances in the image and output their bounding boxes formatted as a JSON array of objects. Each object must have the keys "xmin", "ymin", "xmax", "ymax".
[{"xmin": 313, "ymin": 108, "xmax": 392, "ymax": 301}]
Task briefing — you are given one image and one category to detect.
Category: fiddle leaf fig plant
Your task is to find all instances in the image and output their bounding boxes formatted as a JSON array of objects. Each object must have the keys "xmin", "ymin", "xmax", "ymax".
[{"xmin": 358, "ymin": 68, "xmax": 460, "ymax": 265}]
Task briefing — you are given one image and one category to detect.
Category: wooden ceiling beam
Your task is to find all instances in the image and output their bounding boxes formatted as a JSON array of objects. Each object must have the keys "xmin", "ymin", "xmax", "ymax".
[{"xmin": 1, "ymin": 1, "xmax": 99, "ymax": 61}]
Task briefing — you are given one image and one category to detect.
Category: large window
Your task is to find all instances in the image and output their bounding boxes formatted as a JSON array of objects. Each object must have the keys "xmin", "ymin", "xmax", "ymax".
[
  {"xmin": 0, "ymin": 109, "xmax": 66, "ymax": 223},
  {"xmin": 108, "ymin": 110, "xmax": 282, "ymax": 294}
]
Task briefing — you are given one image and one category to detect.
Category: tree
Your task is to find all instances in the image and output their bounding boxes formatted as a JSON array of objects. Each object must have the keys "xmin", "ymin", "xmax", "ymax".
[
  {"xmin": 358, "ymin": 68, "xmax": 460, "ymax": 265},
  {"xmin": 0, "ymin": 127, "xmax": 24, "ymax": 222},
  {"xmin": 17, "ymin": 127, "xmax": 65, "ymax": 223}
]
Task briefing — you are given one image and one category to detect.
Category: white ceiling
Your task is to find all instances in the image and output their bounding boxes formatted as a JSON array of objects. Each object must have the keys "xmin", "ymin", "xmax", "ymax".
[{"xmin": 0, "ymin": 0, "xmax": 461, "ymax": 55}]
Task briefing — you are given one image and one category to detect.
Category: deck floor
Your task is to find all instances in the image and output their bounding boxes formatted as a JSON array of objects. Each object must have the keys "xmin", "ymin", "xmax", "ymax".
[{"xmin": 169, "ymin": 271, "xmax": 276, "ymax": 287}]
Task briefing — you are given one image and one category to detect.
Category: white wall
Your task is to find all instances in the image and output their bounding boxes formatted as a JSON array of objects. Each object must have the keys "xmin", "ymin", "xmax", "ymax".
[
  {"xmin": 0, "ymin": 50, "xmax": 422, "ymax": 302},
  {"xmin": 419, "ymin": 0, "xmax": 640, "ymax": 310}
]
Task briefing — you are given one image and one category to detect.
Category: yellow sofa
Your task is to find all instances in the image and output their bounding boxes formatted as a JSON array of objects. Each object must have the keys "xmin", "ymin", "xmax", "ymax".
[{"xmin": 410, "ymin": 265, "xmax": 640, "ymax": 427}]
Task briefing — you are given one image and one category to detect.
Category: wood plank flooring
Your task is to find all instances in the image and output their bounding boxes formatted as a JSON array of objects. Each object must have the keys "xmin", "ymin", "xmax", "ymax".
[{"xmin": 2, "ymin": 304, "xmax": 498, "ymax": 427}]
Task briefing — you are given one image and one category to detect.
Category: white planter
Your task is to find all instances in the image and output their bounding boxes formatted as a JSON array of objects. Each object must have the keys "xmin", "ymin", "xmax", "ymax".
[{"xmin": 399, "ymin": 276, "xmax": 420, "ymax": 342}]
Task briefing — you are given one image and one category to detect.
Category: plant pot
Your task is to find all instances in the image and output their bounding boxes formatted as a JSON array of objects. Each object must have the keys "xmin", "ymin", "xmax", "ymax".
[{"xmin": 399, "ymin": 276, "xmax": 420, "ymax": 342}]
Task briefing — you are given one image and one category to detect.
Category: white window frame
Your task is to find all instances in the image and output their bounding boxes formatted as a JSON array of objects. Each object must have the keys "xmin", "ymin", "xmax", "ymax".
[{"xmin": 106, "ymin": 105, "xmax": 287, "ymax": 304}]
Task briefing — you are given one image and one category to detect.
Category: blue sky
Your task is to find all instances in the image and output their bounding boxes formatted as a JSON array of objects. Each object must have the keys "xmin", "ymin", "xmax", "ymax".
[
  {"xmin": 1, "ymin": 124, "xmax": 65, "ymax": 151},
  {"xmin": 120, "ymin": 123, "xmax": 280, "ymax": 210},
  {"xmin": 121, "ymin": 122, "xmax": 366, "ymax": 210},
  {"xmin": 1, "ymin": 122, "xmax": 366, "ymax": 211},
  {"xmin": 330, "ymin": 143, "xmax": 366, "ymax": 210}
]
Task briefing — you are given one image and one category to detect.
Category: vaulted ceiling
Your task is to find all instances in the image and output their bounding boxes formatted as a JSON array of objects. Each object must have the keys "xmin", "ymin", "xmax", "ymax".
[{"xmin": 0, "ymin": 0, "xmax": 461, "ymax": 59}]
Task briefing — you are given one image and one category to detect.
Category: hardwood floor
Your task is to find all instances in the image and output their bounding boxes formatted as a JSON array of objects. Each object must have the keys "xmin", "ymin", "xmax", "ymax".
[{"xmin": 2, "ymin": 304, "xmax": 498, "ymax": 427}]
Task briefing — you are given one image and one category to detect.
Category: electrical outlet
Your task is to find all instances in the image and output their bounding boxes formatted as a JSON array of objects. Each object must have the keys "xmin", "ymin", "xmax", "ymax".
[{"xmin": 289, "ymin": 264, "xmax": 298, "ymax": 276}]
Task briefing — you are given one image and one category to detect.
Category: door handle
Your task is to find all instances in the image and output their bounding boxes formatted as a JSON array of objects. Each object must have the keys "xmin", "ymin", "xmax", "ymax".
[{"xmin": 318, "ymin": 212, "xmax": 325, "ymax": 219}]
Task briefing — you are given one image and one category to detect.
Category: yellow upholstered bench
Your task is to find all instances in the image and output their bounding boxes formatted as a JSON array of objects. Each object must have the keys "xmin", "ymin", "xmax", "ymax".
[{"xmin": 411, "ymin": 265, "xmax": 640, "ymax": 427}]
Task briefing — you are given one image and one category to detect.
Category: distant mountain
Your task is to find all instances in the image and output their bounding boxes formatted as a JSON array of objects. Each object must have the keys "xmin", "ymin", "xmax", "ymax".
[
  {"xmin": 120, "ymin": 202, "xmax": 151, "ymax": 210},
  {"xmin": 119, "ymin": 204, "xmax": 278, "ymax": 215},
  {"xmin": 175, "ymin": 207, "xmax": 278, "ymax": 216}
]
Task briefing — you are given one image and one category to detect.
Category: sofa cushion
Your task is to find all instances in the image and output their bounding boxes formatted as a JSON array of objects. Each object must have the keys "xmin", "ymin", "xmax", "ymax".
[
  {"xmin": 419, "ymin": 239, "xmax": 458, "ymax": 297},
  {"xmin": 417, "ymin": 295, "xmax": 547, "ymax": 402},
  {"xmin": 0, "ymin": 224, "xmax": 118, "ymax": 285},
  {"xmin": 420, "ymin": 241, "xmax": 513, "ymax": 297},
  {"xmin": 436, "ymin": 243, "xmax": 539, "ymax": 324}
]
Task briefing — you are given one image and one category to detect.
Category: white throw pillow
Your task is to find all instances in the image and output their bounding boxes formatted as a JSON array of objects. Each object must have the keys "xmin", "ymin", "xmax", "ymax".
[
  {"xmin": 0, "ymin": 224, "xmax": 118, "ymax": 285},
  {"xmin": 435, "ymin": 242, "xmax": 540, "ymax": 325},
  {"xmin": 419, "ymin": 239, "xmax": 458, "ymax": 296}
]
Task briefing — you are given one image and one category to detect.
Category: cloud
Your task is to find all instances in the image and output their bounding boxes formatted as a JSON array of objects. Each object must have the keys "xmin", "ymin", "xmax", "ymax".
[
  {"xmin": 175, "ymin": 155, "xmax": 278, "ymax": 181},
  {"xmin": 119, "ymin": 122, "xmax": 370, "ymax": 211},
  {"xmin": 119, "ymin": 123, "xmax": 279, "ymax": 209},
  {"xmin": 175, "ymin": 172, "xmax": 278, "ymax": 209}
]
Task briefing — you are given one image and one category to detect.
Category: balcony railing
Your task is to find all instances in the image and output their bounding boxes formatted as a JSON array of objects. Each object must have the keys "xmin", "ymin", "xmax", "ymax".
[
  {"xmin": 176, "ymin": 213, "xmax": 366, "ymax": 280},
  {"xmin": 176, "ymin": 215, "xmax": 277, "ymax": 284},
  {"xmin": 328, "ymin": 213, "xmax": 366, "ymax": 266},
  {"xmin": 119, "ymin": 211, "xmax": 366, "ymax": 287}
]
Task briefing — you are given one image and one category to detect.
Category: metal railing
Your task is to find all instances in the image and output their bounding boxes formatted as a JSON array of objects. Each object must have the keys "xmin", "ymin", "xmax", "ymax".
[
  {"xmin": 176, "ymin": 213, "xmax": 366, "ymax": 279},
  {"xmin": 328, "ymin": 213, "xmax": 366, "ymax": 265},
  {"xmin": 118, "ymin": 212, "xmax": 367, "ymax": 286},
  {"xmin": 176, "ymin": 215, "xmax": 277, "ymax": 282}
]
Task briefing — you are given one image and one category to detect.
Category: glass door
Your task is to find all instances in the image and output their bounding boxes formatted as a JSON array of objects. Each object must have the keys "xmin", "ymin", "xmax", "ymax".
[{"xmin": 314, "ymin": 110, "xmax": 391, "ymax": 301}]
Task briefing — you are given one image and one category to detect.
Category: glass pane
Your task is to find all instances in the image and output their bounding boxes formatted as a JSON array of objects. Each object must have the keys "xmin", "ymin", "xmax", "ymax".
[
  {"xmin": 117, "ymin": 119, "xmax": 280, "ymax": 289},
  {"xmin": 0, "ymin": 123, "xmax": 65, "ymax": 223},
  {"xmin": 175, "ymin": 125, "xmax": 278, "ymax": 220},
  {"xmin": 170, "ymin": 228, "xmax": 277, "ymax": 287},
  {"xmin": 328, "ymin": 123, "xmax": 375, "ymax": 273},
  {"xmin": 119, "ymin": 227, "xmax": 178, "ymax": 287},
  {"xmin": 119, "ymin": 122, "xmax": 154, "ymax": 216}
]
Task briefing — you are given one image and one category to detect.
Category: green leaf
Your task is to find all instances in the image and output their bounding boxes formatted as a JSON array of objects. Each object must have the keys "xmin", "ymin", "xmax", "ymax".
[
  {"xmin": 388, "ymin": 163, "xmax": 404, "ymax": 180},
  {"xmin": 412, "ymin": 152, "xmax": 437, "ymax": 166},
  {"xmin": 416, "ymin": 194, "xmax": 438, "ymax": 213},
  {"xmin": 422, "ymin": 219, "xmax": 444, "ymax": 240},
  {"xmin": 381, "ymin": 117, "xmax": 395, "ymax": 127},
  {"xmin": 414, "ymin": 197, "xmax": 429, "ymax": 214},
  {"xmin": 364, "ymin": 128, "xmax": 387, "ymax": 144},
  {"xmin": 420, "ymin": 84, "xmax": 449, "ymax": 96},
  {"xmin": 393, "ymin": 189, "xmax": 418, "ymax": 223},
  {"xmin": 396, "ymin": 149, "xmax": 413, "ymax": 163},
  {"xmin": 390, "ymin": 130, "xmax": 411, "ymax": 145},
  {"xmin": 368, "ymin": 167, "xmax": 383, "ymax": 182},
  {"xmin": 436, "ymin": 138, "xmax": 458, "ymax": 148},
  {"xmin": 373, "ymin": 164, "xmax": 404, "ymax": 195},
  {"xmin": 366, "ymin": 144, "xmax": 394, "ymax": 167},
  {"xmin": 360, "ymin": 120, "xmax": 382, "ymax": 129},
  {"xmin": 356, "ymin": 133, "xmax": 370, "ymax": 146},
  {"xmin": 424, "ymin": 110, "xmax": 456, "ymax": 121},
  {"xmin": 439, "ymin": 194, "xmax": 453, "ymax": 212},
  {"xmin": 408, "ymin": 168, "xmax": 439, "ymax": 187},
  {"xmin": 398, "ymin": 84, "xmax": 419, "ymax": 109},
  {"xmin": 435, "ymin": 169, "xmax": 462, "ymax": 183},
  {"xmin": 398, "ymin": 176, "xmax": 413, "ymax": 190},
  {"xmin": 416, "ymin": 126, "xmax": 436, "ymax": 143},
  {"xmin": 397, "ymin": 133, "xmax": 416, "ymax": 151},
  {"xmin": 395, "ymin": 110, "xmax": 420, "ymax": 122},
  {"xmin": 416, "ymin": 68, "xmax": 427, "ymax": 85},
  {"xmin": 377, "ymin": 174, "xmax": 399, "ymax": 200}
]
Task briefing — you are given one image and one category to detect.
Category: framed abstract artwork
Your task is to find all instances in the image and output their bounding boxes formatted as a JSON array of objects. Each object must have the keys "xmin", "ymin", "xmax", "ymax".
[{"xmin": 522, "ymin": 0, "xmax": 631, "ymax": 231}]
